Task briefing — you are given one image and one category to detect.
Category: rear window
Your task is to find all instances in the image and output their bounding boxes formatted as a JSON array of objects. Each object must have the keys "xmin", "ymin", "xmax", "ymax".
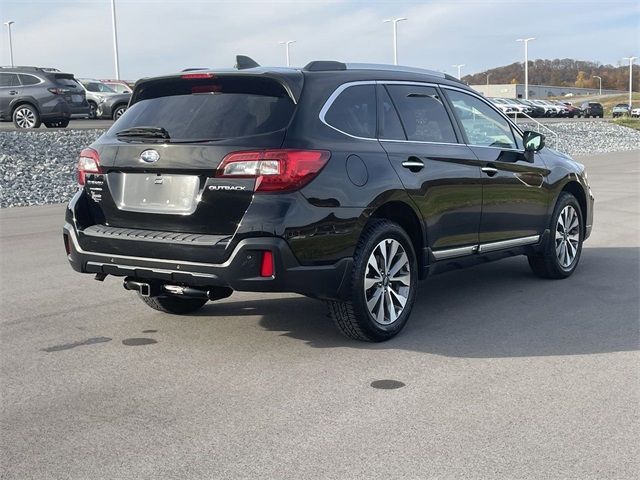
[
  {"xmin": 111, "ymin": 76, "xmax": 295, "ymax": 141},
  {"xmin": 589, "ymin": 103, "xmax": 602, "ymax": 107}
]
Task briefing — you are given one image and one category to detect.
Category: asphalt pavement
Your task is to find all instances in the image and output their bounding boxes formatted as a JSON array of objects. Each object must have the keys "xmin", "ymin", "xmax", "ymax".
[{"xmin": 1, "ymin": 150, "xmax": 638, "ymax": 479}]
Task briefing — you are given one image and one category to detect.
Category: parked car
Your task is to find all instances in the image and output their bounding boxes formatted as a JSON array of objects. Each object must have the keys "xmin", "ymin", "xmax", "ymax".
[
  {"xmin": 77, "ymin": 78, "xmax": 130, "ymax": 120},
  {"xmin": 612, "ymin": 103, "xmax": 630, "ymax": 118},
  {"xmin": 580, "ymin": 102, "xmax": 604, "ymax": 118},
  {"xmin": 489, "ymin": 97, "xmax": 533, "ymax": 117},
  {"xmin": 514, "ymin": 99, "xmax": 546, "ymax": 118},
  {"xmin": 631, "ymin": 107, "xmax": 640, "ymax": 118},
  {"xmin": 530, "ymin": 100, "xmax": 556, "ymax": 117},
  {"xmin": 100, "ymin": 79, "xmax": 134, "ymax": 94},
  {"xmin": 0, "ymin": 66, "xmax": 89, "ymax": 128},
  {"xmin": 63, "ymin": 58, "xmax": 594, "ymax": 342},
  {"xmin": 560, "ymin": 102, "xmax": 583, "ymax": 118}
]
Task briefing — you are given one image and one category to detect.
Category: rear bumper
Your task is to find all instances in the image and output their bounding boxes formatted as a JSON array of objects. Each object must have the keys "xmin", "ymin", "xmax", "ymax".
[{"xmin": 63, "ymin": 223, "xmax": 352, "ymax": 300}]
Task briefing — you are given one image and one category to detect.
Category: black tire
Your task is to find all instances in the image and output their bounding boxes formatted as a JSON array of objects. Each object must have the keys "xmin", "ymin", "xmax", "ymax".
[
  {"xmin": 88, "ymin": 102, "xmax": 98, "ymax": 119},
  {"xmin": 12, "ymin": 104, "xmax": 41, "ymax": 129},
  {"xmin": 112, "ymin": 105, "xmax": 127, "ymax": 120},
  {"xmin": 327, "ymin": 219, "xmax": 418, "ymax": 342},
  {"xmin": 528, "ymin": 192, "xmax": 583, "ymax": 279},
  {"xmin": 138, "ymin": 294, "xmax": 208, "ymax": 314},
  {"xmin": 44, "ymin": 119, "xmax": 70, "ymax": 128}
]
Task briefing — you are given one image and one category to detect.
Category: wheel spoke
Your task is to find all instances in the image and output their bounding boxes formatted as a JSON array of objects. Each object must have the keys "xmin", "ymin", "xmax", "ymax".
[
  {"xmin": 367, "ymin": 287, "xmax": 383, "ymax": 311},
  {"xmin": 385, "ymin": 288, "xmax": 396, "ymax": 323},
  {"xmin": 364, "ymin": 276, "xmax": 380, "ymax": 290},
  {"xmin": 390, "ymin": 273, "xmax": 410, "ymax": 286},
  {"xmin": 389, "ymin": 288, "xmax": 407, "ymax": 308},
  {"xmin": 388, "ymin": 252, "xmax": 408, "ymax": 277},
  {"xmin": 386, "ymin": 240, "xmax": 399, "ymax": 272},
  {"xmin": 368, "ymin": 255, "xmax": 382, "ymax": 278}
]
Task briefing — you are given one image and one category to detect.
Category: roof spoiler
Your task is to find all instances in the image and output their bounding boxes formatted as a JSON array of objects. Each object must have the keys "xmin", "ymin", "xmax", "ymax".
[{"xmin": 235, "ymin": 55, "xmax": 260, "ymax": 70}]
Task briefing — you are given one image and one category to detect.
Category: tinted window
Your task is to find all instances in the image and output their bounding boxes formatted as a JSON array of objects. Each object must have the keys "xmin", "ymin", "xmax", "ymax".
[
  {"xmin": 0, "ymin": 73, "xmax": 20, "ymax": 87},
  {"xmin": 111, "ymin": 90, "xmax": 295, "ymax": 141},
  {"xmin": 83, "ymin": 81, "xmax": 116, "ymax": 93},
  {"xmin": 378, "ymin": 86, "xmax": 405, "ymax": 140},
  {"xmin": 18, "ymin": 74, "xmax": 41, "ymax": 86},
  {"xmin": 386, "ymin": 85, "xmax": 457, "ymax": 143},
  {"xmin": 325, "ymin": 84, "xmax": 376, "ymax": 138},
  {"xmin": 446, "ymin": 90, "xmax": 516, "ymax": 149}
]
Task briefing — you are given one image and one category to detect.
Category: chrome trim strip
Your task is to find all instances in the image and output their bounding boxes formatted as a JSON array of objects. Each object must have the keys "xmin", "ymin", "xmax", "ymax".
[
  {"xmin": 318, "ymin": 80, "xmax": 379, "ymax": 141},
  {"xmin": 432, "ymin": 245, "xmax": 477, "ymax": 260},
  {"xmin": 477, "ymin": 235, "xmax": 540, "ymax": 253}
]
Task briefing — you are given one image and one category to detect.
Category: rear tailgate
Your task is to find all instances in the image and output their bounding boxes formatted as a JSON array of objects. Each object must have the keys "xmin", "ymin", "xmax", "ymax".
[
  {"xmin": 53, "ymin": 74, "xmax": 86, "ymax": 108},
  {"xmin": 83, "ymin": 72, "xmax": 299, "ymax": 236}
]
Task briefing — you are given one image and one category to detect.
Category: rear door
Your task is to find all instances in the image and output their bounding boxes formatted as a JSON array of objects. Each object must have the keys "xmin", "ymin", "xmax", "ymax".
[
  {"xmin": 88, "ymin": 74, "xmax": 298, "ymax": 235},
  {"xmin": 378, "ymin": 83, "xmax": 482, "ymax": 252},
  {"xmin": 0, "ymin": 73, "xmax": 21, "ymax": 119},
  {"xmin": 443, "ymin": 88, "xmax": 550, "ymax": 245}
]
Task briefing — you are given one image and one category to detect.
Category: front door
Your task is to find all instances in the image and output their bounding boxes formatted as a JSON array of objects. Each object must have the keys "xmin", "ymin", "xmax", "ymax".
[{"xmin": 443, "ymin": 88, "xmax": 551, "ymax": 245}]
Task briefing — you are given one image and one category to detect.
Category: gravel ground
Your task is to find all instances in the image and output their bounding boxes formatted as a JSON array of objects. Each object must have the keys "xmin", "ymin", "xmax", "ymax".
[{"xmin": 1, "ymin": 121, "xmax": 639, "ymax": 208}]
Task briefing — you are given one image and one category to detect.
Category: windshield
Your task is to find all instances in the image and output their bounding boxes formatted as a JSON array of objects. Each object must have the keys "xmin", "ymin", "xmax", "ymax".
[{"xmin": 110, "ymin": 91, "xmax": 295, "ymax": 141}]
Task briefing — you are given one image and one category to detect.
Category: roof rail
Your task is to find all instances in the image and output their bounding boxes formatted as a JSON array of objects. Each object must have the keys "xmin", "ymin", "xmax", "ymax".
[
  {"xmin": 0, "ymin": 66, "xmax": 61, "ymax": 72},
  {"xmin": 303, "ymin": 61, "xmax": 346, "ymax": 71},
  {"xmin": 301, "ymin": 61, "xmax": 460, "ymax": 81}
]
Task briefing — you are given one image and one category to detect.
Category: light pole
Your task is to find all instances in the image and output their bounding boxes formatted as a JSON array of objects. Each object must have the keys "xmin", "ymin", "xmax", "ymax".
[
  {"xmin": 4, "ymin": 21, "xmax": 15, "ymax": 67},
  {"xmin": 622, "ymin": 56, "xmax": 637, "ymax": 108},
  {"xmin": 452, "ymin": 64, "xmax": 465, "ymax": 80},
  {"xmin": 516, "ymin": 37, "xmax": 535, "ymax": 100},
  {"xmin": 592, "ymin": 75, "xmax": 602, "ymax": 96},
  {"xmin": 278, "ymin": 40, "xmax": 296, "ymax": 67},
  {"xmin": 383, "ymin": 17, "xmax": 407, "ymax": 65},
  {"xmin": 110, "ymin": 0, "xmax": 120, "ymax": 79}
]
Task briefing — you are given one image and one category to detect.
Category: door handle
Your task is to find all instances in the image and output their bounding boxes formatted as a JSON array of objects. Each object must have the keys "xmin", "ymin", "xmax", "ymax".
[
  {"xmin": 402, "ymin": 159, "xmax": 424, "ymax": 171},
  {"xmin": 481, "ymin": 166, "xmax": 498, "ymax": 177},
  {"xmin": 9, "ymin": 90, "xmax": 18, "ymax": 95}
]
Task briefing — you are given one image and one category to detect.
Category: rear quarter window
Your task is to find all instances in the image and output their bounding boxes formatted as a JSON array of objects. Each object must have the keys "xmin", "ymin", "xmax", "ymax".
[
  {"xmin": 323, "ymin": 84, "xmax": 376, "ymax": 138},
  {"xmin": 18, "ymin": 74, "xmax": 41, "ymax": 86}
]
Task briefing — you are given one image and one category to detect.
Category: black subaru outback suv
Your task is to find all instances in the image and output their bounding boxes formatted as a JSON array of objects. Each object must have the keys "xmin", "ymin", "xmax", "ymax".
[{"xmin": 64, "ymin": 58, "xmax": 594, "ymax": 341}]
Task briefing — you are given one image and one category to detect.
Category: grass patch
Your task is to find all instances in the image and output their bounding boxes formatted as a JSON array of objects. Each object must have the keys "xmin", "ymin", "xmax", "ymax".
[{"xmin": 612, "ymin": 118, "xmax": 640, "ymax": 131}]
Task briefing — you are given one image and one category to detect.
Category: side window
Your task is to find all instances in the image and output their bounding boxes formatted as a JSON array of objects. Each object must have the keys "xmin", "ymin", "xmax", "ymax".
[
  {"xmin": 447, "ymin": 90, "xmax": 516, "ymax": 149},
  {"xmin": 18, "ymin": 74, "xmax": 40, "ymax": 86},
  {"xmin": 324, "ymin": 84, "xmax": 376, "ymax": 138},
  {"xmin": 386, "ymin": 85, "xmax": 457, "ymax": 143},
  {"xmin": 378, "ymin": 86, "xmax": 406, "ymax": 140},
  {"xmin": 0, "ymin": 73, "xmax": 20, "ymax": 87}
]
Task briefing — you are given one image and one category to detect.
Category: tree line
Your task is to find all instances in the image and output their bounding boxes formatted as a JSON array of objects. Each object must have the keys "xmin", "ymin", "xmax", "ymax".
[{"xmin": 462, "ymin": 59, "xmax": 639, "ymax": 91}]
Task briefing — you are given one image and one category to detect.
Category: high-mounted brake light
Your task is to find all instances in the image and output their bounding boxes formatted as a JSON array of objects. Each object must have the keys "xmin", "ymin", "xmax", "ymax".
[
  {"xmin": 216, "ymin": 150, "xmax": 331, "ymax": 192},
  {"xmin": 181, "ymin": 72, "xmax": 216, "ymax": 79},
  {"xmin": 77, "ymin": 148, "xmax": 101, "ymax": 185}
]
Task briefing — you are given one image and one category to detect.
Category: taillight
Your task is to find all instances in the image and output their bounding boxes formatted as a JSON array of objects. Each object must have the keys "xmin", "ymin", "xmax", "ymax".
[
  {"xmin": 77, "ymin": 148, "xmax": 101, "ymax": 185},
  {"xmin": 48, "ymin": 87, "xmax": 70, "ymax": 95},
  {"xmin": 216, "ymin": 150, "xmax": 330, "ymax": 192}
]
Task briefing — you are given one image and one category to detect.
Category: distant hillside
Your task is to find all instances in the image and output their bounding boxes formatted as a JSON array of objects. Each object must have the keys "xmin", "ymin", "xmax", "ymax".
[{"xmin": 462, "ymin": 59, "xmax": 639, "ymax": 91}]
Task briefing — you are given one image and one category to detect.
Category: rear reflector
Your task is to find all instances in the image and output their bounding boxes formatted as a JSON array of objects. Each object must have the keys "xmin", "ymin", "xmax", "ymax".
[
  {"xmin": 217, "ymin": 149, "xmax": 330, "ymax": 192},
  {"xmin": 260, "ymin": 251, "xmax": 274, "ymax": 277},
  {"xmin": 77, "ymin": 147, "xmax": 101, "ymax": 185},
  {"xmin": 63, "ymin": 233, "xmax": 71, "ymax": 255}
]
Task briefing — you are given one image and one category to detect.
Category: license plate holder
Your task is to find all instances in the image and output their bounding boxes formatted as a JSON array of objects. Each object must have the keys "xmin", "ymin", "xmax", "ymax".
[{"xmin": 115, "ymin": 173, "xmax": 200, "ymax": 215}]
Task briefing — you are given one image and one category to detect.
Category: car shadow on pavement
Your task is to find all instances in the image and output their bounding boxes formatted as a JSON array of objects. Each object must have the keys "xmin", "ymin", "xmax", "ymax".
[{"xmin": 198, "ymin": 247, "xmax": 639, "ymax": 358}]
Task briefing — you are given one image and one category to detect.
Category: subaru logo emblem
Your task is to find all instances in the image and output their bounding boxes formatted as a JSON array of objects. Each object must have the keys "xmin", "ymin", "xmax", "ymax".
[{"xmin": 140, "ymin": 149, "xmax": 160, "ymax": 163}]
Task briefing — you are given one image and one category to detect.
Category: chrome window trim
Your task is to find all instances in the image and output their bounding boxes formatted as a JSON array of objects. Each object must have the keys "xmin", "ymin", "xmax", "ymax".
[
  {"xmin": 0, "ymin": 72, "xmax": 21, "ymax": 88},
  {"xmin": 318, "ymin": 80, "xmax": 379, "ymax": 141},
  {"xmin": 17, "ymin": 73, "xmax": 45, "ymax": 87},
  {"xmin": 432, "ymin": 235, "xmax": 541, "ymax": 260}
]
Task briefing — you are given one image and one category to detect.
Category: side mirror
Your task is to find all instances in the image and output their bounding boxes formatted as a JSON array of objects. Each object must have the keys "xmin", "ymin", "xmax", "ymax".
[{"xmin": 523, "ymin": 130, "xmax": 545, "ymax": 152}]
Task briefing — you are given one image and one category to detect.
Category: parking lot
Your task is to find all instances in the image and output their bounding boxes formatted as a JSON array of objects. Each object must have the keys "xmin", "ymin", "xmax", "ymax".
[{"xmin": 1, "ymin": 149, "xmax": 638, "ymax": 478}]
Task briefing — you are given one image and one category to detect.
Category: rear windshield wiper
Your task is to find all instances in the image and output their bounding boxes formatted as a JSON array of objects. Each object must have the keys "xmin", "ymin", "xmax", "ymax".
[{"xmin": 115, "ymin": 126, "xmax": 171, "ymax": 141}]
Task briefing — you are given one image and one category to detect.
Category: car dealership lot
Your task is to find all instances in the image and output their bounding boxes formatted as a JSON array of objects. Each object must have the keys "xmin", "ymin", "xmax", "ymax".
[{"xmin": 1, "ymin": 151, "xmax": 638, "ymax": 479}]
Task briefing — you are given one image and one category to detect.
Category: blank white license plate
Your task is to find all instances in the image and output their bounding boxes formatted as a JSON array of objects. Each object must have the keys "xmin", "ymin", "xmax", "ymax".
[{"xmin": 117, "ymin": 174, "xmax": 200, "ymax": 215}]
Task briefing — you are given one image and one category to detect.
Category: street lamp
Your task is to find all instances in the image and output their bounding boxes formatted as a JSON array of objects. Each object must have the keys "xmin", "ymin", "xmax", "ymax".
[
  {"xmin": 516, "ymin": 37, "xmax": 535, "ymax": 100},
  {"xmin": 278, "ymin": 40, "xmax": 296, "ymax": 67},
  {"xmin": 622, "ymin": 56, "xmax": 637, "ymax": 108},
  {"xmin": 452, "ymin": 64, "xmax": 465, "ymax": 80},
  {"xmin": 4, "ymin": 21, "xmax": 15, "ymax": 67},
  {"xmin": 592, "ymin": 75, "xmax": 602, "ymax": 96},
  {"xmin": 383, "ymin": 17, "xmax": 407, "ymax": 65},
  {"xmin": 110, "ymin": 0, "xmax": 121, "ymax": 79}
]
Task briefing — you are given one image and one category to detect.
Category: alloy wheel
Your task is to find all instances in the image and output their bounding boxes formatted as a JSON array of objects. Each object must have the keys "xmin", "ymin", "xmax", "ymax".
[
  {"xmin": 364, "ymin": 239, "xmax": 411, "ymax": 325},
  {"xmin": 555, "ymin": 205, "xmax": 580, "ymax": 268},
  {"xmin": 15, "ymin": 107, "xmax": 36, "ymax": 128}
]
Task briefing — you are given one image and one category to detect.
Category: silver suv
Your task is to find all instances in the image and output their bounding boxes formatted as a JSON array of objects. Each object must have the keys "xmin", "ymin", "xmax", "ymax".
[{"xmin": 77, "ymin": 79, "xmax": 130, "ymax": 120}]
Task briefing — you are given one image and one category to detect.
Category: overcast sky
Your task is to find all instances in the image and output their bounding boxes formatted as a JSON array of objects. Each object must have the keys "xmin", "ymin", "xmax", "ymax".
[{"xmin": 1, "ymin": 0, "xmax": 638, "ymax": 80}]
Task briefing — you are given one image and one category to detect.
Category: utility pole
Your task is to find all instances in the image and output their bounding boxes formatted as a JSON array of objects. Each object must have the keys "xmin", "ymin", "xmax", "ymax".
[
  {"xmin": 279, "ymin": 40, "xmax": 296, "ymax": 67},
  {"xmin": 516, "ymin": 37, "xmax": 535, "ymax": 100},
  {"xmin": 110, "ymin": 0, "xmax": 121, "ymax": 79},
  {"xmin": 4, "ymin": 21, "xmax": 15, "ymax": 67},
  {"xmin": 452, "ymin": 64, "xmax": 465, "ymax": 80},
  {"xmin": 383, "ymin": 17, "xmax": 407, "ymax": 65},
  {"xmin": 622, "ymin": 56, "xmax": 637, "ymax": 108}
]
